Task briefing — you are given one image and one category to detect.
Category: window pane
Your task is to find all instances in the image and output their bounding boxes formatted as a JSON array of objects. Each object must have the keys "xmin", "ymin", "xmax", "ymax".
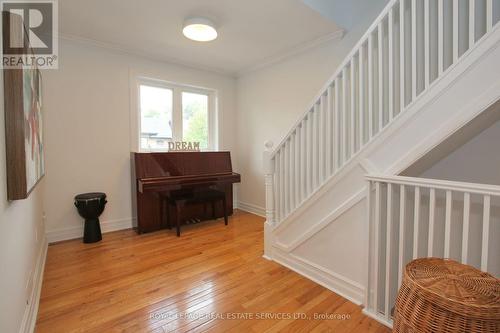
[
  {"xmin": 182, "ymin": 92, "xmax": 209, "ymax": 149},
  {"xmin": 140, "ymin": 85, "xmax": 172, "ymax": 150}
]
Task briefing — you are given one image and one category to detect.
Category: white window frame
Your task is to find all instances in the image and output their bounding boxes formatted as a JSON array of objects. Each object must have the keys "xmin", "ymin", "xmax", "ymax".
[{"xmin": 131, "ymin": 75, "xmax": 218, "ymax": 152}]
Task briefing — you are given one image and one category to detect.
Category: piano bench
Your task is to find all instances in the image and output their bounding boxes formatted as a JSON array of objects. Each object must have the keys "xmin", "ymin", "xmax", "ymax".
[{"xmin": 161, "ymin": 189, "xmax": 228, "ymax": 237}]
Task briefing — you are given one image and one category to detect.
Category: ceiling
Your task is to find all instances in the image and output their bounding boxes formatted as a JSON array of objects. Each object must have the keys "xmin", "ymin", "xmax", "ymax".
[{"xmin": 58, "ymin": 0, "xmax": 342, "ymax": 76}]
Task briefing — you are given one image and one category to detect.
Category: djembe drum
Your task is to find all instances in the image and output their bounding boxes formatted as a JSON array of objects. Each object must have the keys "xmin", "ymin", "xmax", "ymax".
[{"xmin": 74, "ymin": 192, "xmax": 107, "ymax": 243}]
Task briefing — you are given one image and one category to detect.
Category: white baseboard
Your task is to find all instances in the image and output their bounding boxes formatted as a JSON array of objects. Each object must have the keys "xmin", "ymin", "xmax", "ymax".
[
  {"xmin": 236, "ymin": 201, "xmax": 266, "ymax": 217},
  {"xmin": 19, "ymin": 236, "xmax": 48, "ymax": 333},
  {"xmin": 272, "ymin": 248, "xmax": 365, "ymax": 306},
  {"xmin": 45, "ymin": 217, "xmax": 134, "ymax": 243},
  {"xmin": 362, "ymin": 309, "xmax": 393, "ymax": 328}
]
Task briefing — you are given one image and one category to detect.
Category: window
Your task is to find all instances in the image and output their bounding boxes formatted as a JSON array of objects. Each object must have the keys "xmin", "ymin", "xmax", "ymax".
[
  {"xmin": 182, "ymin": 92, "xmax": 209, "ymax": 150},
  {"xmin": 139, "ymin": 85, "xmax": 173, "ymax": 150},
  {"xmin": 137, "ymin": 78, "xmax": 216, "ymax": 151}
]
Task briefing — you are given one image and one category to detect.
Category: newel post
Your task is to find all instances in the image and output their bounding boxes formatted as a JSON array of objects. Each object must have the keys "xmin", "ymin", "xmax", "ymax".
[
  {"xmin": 263, "ymin": 141, "xmax": 275, "ymax": 260},
  {"xmin": 263, "ymin": 141, "xmax": 275, "ymax": 226}
]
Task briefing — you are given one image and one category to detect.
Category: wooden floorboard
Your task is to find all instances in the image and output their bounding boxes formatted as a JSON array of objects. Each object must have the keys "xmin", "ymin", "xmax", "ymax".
[{"xmin": 36, "ymin": 210, "xmax": 390, "ymax": 333}]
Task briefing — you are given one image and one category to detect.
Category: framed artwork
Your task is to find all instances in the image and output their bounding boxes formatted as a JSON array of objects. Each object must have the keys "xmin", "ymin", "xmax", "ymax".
[{"xmin": 3, "ymin": 12, "xmax": 45, "ymax": 200}]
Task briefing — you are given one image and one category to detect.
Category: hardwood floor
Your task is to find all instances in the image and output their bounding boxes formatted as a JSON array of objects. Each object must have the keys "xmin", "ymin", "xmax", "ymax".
[{"xmin": 36, "ymin": 210, "xmax": 390, "ymax": 333}]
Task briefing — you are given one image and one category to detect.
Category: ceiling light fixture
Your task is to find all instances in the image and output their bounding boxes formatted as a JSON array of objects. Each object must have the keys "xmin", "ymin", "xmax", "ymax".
[{"xmin": 183, "ymin": 17, "xmax": 218, "ymax": 42}]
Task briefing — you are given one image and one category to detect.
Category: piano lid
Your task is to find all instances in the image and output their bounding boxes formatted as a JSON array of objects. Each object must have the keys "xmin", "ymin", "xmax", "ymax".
[{"xmin": 133, "ymin": 151, "xmax": 234, "ymax": 179}]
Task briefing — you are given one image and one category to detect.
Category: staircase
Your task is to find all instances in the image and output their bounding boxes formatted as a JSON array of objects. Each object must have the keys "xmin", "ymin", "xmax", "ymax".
[{"xmin": 262, "ymin": 0, "xmax": 500, "ymax": 327}]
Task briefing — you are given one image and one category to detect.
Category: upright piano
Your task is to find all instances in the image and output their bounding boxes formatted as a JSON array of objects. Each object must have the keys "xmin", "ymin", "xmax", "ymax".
[{"xmin": 132, "ymin": 151, "xmax": 241, "ymax": 233}]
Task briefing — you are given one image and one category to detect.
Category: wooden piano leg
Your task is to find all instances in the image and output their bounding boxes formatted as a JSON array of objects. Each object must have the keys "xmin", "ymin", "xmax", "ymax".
[
  {"xmin": 166, "ymin": 200, "xmax": 171, "ymax": 230},
  {"xmin": 211, "ymin": 201, "xmax": 216, "ymax": 220},
  {"xmin": 222, "ymin": 196, "xmax": 228, "ymax": 226},
  {"xmin": 176, "ymin": 203, "xmax": 182, "ymax": 237},
  {"xmin": 160, "ymin": 197, "xmax": 164, "ymax": 229}
]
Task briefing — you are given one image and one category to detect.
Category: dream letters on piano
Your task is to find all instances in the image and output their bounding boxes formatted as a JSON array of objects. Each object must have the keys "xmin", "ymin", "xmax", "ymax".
[{"xmin": 132, "ymin": 151, "xmax": 241, "ymax": 233}]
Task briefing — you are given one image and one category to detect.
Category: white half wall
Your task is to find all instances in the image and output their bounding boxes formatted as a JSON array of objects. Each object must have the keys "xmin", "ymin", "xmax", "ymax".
[
  {"xmin": 42, "ymin": 39, "xmax": 237, "ymax": 242},
  {"xmin": 0, "ymin": 69, "xmax": 47, "ymax": 332}
]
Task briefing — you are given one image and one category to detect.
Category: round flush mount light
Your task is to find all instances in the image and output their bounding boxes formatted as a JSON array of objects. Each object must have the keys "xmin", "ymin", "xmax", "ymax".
[{"xmin": 183, "ymin": 17, "xmax": 218, "ymax": 42}]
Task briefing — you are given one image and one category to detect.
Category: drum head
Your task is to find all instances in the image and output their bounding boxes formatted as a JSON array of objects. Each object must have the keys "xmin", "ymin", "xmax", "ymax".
[{"xmin": 75, "ymin": 192, "xmax": 106, "ymax": 201}]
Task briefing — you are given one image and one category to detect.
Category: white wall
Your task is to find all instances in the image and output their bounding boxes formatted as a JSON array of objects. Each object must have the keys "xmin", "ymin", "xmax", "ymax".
[
  {"xmin": 419, "ymin": 119, "xmax": 500, "ymax": 185},
  {"xmin": 42, "ymin": 39, "xmax": 237, "ymax": 241},
  {"xmin": 235, "ymin": 3, "xmax": 386, "ymax": 210},
  {"xmin": 0, "ymin": 71, "xmax": 46, "ymax": 332}
]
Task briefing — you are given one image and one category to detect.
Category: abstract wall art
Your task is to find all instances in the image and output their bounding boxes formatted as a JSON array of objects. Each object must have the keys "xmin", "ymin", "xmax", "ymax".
[{"xmin": 3, "ymin": 12, "xmax": 45, "ymax": 200}]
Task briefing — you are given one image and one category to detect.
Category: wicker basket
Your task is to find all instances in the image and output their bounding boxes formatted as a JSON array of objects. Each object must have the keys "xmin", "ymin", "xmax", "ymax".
[{"xmin": 393, "ymin": 258, "xmax": 500, "ymax": 333}]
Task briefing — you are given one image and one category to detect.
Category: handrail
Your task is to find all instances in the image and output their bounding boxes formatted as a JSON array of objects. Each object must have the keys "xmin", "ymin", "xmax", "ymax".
[
  {"xmin": 264, "ymin": 0, "xmax": 499, "ymax": 227},
  {"xmin": 365, "ymin": 170, "xmax": 499, "ymax": 325},
  {"xmin": 265, "ymin": 1, "xmax": 500, "ymax": 327},
  {"xmin": 270, "ymin": 0, "xmax": 400, "ymax": 159},
  {"xmin": 366, "ymin": 174, "xmax": 500, "ymax": 197}
]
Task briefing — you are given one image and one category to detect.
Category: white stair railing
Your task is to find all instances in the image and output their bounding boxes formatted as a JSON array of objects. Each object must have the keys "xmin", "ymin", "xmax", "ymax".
[
  {"xmin": 263, "ymin": 0, "xmax": 500, "ymax": 226},
  {"xmin": 365, "ymin": 174, "xmax": 500, "ymax": 325}
]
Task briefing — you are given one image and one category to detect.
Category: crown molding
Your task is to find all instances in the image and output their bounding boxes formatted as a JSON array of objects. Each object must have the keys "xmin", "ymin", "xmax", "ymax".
[
  {"xmin": 59, "ymin": 29, "xmax": 344, "ymax": 78},
  {"xmin": 58, "ymin": 33, "xmax": 237, "ymax": 77},
  {"xmin": 237, "ymin": 28, "xmax": 345, "ymax": 76}
]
